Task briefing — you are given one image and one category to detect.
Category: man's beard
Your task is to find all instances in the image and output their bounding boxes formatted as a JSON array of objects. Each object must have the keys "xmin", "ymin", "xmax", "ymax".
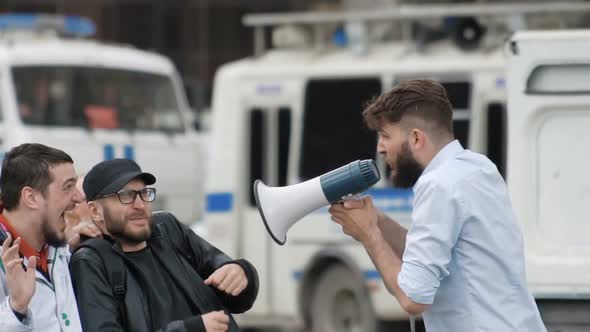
[
  {"xmin": 391, "ymin": 141, "xmax": 424, "ymax": 189},
  {"xmin": 42, "ymin": 214, "xmax": 67, "ymax": 247},
  {"xmin": 103, "ymin": 205, "xmax": 151, "ymax": 244}
]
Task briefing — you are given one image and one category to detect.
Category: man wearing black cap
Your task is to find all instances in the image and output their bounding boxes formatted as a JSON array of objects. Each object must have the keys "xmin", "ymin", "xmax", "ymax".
[{"xmin": 69, "ymin": 159, "xmax": 259, "ymax": 332}]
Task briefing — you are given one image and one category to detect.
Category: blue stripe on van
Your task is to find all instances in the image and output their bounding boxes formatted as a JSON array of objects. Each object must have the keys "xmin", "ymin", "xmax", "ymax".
[
  {"xmin": 365, "ymin": 188, "xmax": 413, "ymax": 213},
  {"xmin": 206, "ymin": 193, "xmax": 233, "ymax": 212},
  {"xmin": 363, "ymin": 270, "xmax": 381, "ymax": 280},
  {"xmin": 103, "ymin": 144, "xmax": 114, "ymax": 160},
  {"xmin": 124, "ymin": 145, "xmax": 134, "ymax": 160},
  {"xmin": 292, "ymin": 269, "xmax": 381, "ymax": 281}
]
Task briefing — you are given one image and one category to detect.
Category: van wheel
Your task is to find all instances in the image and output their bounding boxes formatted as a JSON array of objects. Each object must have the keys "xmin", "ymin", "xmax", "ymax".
[{"xmin": 310, "ymin": 265, "xmax": 376, "ymax": 332}]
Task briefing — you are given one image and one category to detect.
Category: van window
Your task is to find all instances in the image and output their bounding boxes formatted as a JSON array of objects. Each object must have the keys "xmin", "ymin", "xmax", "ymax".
[
  {"xmin": 443, "ymin": 81, "xmax": 471, "ymax": 109},
  {"xmin": 443, "ymin": 81, "xmax": 471, "ymax": 148},
  {"xmin": 12, "ymin": 66, "xmax": 184, "ymax": 132},
  {"xmin": 248, "ymin": 107, "xmax": 291, "ymax": 207},
  {"xmin": 527, "ymin": 64, "xmax": 590, "ymax": 94},
  {"xmin": 278, "ymin": 108, "xmax": 291, "ymax": 187},
  {"xmin": 249, "ymin": 109, "xmax": 265, "ymax": 207},
  {"xmin": 486, "ymin": 102, "xmax": 507, "ymax": 178},
  {"xmin": 300, "ymin": 78, "xmax": 380, "ymax": 180}
]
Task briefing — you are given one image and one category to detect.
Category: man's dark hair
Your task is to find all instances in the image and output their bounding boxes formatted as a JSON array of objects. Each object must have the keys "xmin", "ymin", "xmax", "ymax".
[
  {"xmin": 363, "ymin": 79, "xmax": 454, "ymax": 134},
  {"xmin": 1, "ymin": 143, "xmax": 73, "ymax": 210}
]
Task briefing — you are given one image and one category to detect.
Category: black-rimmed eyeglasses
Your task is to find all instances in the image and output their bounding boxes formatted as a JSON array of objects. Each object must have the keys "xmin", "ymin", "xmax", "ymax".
[{"xmin": 97, "ymin": 188, "xmax": 157, "ymax": 204}]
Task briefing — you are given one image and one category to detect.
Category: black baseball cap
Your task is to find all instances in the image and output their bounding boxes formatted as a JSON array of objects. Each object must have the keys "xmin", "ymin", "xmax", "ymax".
[{"xmin": 83, "ymin": 158, "xmax": 156, "ymax": 201}]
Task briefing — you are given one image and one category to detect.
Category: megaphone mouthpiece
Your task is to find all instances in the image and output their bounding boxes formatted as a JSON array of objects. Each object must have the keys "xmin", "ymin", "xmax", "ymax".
[{"xmin": 320, "ymin": 159, "xmax": 380, "ymax": 203}]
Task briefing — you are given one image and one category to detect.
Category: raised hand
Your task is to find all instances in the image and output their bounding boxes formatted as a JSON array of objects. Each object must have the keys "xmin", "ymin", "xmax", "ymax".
[
  {"xmin": 202, "ymin": 310, "xmax": 229, "ymax": 332},
  {"xmin": 204, "ymin": 264, "xmax": 248, "ymax": 296},
  {"xmin": 1, "ymin": 235, "xmax": 37, "ymax": 314}
]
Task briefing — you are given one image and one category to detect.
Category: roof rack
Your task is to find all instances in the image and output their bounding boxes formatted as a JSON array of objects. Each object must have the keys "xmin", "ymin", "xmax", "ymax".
[{"xmin": 243, "ymin": 1, "xmax": 590, "ymax": 55}]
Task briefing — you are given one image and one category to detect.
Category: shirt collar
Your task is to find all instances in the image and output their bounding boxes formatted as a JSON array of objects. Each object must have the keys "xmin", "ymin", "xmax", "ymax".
[
  {"xmin": 0, "ymin": 214, "xmax": 50, "ymax": 274},
  {"xmin": 0, "ymin": 214, "xmax": 43, "ymax": 257},
  {"xmin": 421, "ymin": 139, "xmax": 464, "ymax": 177}
]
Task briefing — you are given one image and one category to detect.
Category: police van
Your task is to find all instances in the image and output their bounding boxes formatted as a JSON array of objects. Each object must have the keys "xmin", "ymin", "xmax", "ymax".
[
  {"xmin": 0, "ymin": 14, "xmax": 205, "ymax": 223},
  {"xmin": 203, "ymin": 3, "xmax": 590, "ymax": 331},
  {"xmin": 508, "ymin": 29, "xmax": 590, "ymax": 331}
]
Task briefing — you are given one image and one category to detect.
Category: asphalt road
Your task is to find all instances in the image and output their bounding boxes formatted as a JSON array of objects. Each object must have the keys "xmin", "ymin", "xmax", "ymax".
[{"xmin": 245, "ymin": 322, "xmax": 590, "ymax": 332}]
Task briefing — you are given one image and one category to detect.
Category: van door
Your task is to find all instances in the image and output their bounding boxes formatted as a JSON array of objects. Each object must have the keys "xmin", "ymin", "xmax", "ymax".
[
  {"xmin": 508, "ymin": 31, "xmax": 590, "ymax": 298},
  {"xmin": 242, "ymin": 105, "xmax": 293, "ymax": 316}
]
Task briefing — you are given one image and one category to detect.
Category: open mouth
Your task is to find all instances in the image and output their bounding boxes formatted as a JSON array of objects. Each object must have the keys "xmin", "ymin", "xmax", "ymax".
[
  {"xmin": 129, "ymin": 217, "xmax": 149, "ymax": 225},
  {"xmin": 61, "ymin": 206, "xmax": 75, "ymax": 223},
  {"xmin": 59, "ymin": 212, "xmax": 67, "ymax": 230}
]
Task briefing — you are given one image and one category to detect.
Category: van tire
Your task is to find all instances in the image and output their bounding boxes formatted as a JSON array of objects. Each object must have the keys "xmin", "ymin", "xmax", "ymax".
[{"xmin": 310, "ymin": 265, "xmax": 376, "ymax": 332}]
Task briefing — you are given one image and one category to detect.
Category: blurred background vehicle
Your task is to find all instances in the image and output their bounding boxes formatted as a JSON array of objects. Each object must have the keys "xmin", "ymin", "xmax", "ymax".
[
  {"xmin": 0, "ymin": 13, "xmax": 206, "ymax": 223},
  {"xmin": 203, "ymin": 2, "xmax": 590, "ymax": 332}
]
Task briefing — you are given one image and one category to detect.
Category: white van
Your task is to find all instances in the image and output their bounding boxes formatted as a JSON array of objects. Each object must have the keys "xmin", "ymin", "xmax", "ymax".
[
  {"xmin": 0, "ymin": 14, "xmax": 206, "ymax": 223},
  {"xmin": 508, "ymin": 29, "xmax": 590, "ymax": 330},
  {"xmin": 204, "ymin": 4, "xmax": 590, "ymax": 331}
]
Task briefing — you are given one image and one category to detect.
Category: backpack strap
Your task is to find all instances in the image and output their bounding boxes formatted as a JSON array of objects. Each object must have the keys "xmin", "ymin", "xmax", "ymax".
[{"xmin": 75, "ymin": 238, "xmax": 127, "ymax": 323}]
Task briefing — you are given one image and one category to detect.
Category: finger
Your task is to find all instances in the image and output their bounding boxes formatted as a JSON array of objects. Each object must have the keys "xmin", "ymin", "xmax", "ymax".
[
  {"xmin": 2, "ymin": 240, "xmax": 21, "ymax": 261},
  {"xmin": 215, "ymin": 312, "xmax": 230, "ymax": 324},
  {"xmin": 210, "ymin": 268, "xmax": 229, "ymax": 288},
  {"xmin": 4, "ymin": 258, "xmax": 24, "ymax": 270},
  {"xmin": 218, "ymin": 322, "xmax": 229, "ymax": 332},
  {"xmin": 331, "ymin": 211, "xmax": 347, "ymax": 222},
  {"xmin": 204, "ymin": 271, "xmax": 217, "ymax": 285},
  {"xmin": 364, "ymin": 196, "xmax": 375, "ymax": 209},
  {"xmin": 329, "ymin": 204, "xmax": 345, "ymax": 213},
  {"xmin": 210, "ymin": 311, "xmax": 227, "ymax": 324},
  {"xmin": 330, "ymin": 216, "xmax": 343, "ymax": 225},
  {"xmin": 88, "ymin": 224, "xmax": 102, "ymax": 237},
  {"xmin": 78, "ymin": 225, "xmax": 95, "ymax": 238},
  {"xmin": 213, "ymin": 322, "xmax": 228, "ymax": 332},
  {"xmin": 205, "ymin": 271, "xmax": 225, "ymax": 286},
  {"xmin": 224, "ymin": 275, "xmax": 243, "ymax": 295},
  {"xmin": 68, "ymin": 234, "xmax": 80, "ymax": 248},
  {"xmin": 331, "ymin": 205, "xmax": 349, "ymax": 216},
  {"xmin": 2, "ymin": 234, "xmax": 12, "ymax": 253},
  {"xmin": 231, "ymin": 278, "xmax": 248, "ymax": 296},
  {"xmin": 343, "ymin": 197, "xmax": 365, "ymax": 209},
  {"xmin": 216, "ymin": 271, "xmax": 235, "ymax": 292},
  {"xmin": 27, "ymin": 256, "xmax": 37, "ymax": 273}
]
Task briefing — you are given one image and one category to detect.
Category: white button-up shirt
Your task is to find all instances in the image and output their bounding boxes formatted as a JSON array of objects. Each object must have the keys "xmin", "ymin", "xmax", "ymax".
[{"xmin": 398, "ymin": 140, "xmax": 546, "ymax": 332}]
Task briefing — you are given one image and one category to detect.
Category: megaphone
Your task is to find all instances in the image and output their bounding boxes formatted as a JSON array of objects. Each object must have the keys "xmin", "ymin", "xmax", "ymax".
[{"xmin": 253, "ymin": 159, "xmax": 380, "ymax": 245}]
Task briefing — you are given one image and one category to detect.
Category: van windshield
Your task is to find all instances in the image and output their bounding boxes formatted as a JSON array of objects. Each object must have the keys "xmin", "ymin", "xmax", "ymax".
[{"xmin": 12, "ymin": 66, "xmax": 184, "ymax": 132}]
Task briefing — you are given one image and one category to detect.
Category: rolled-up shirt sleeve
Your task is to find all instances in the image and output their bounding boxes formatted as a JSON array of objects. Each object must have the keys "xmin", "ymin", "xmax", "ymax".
[{"xmin": 398, "ymin": 179, "xmax": 465, "ymax": 305}]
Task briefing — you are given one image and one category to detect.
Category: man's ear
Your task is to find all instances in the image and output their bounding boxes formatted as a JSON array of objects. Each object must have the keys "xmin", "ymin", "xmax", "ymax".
[
  {"xmin": 20, "ymin": 186, "xmax": 41, "ymax": 210},
  {"xmin": 409, "ymin": 128, "xmax": 428, "ymax": 151},
  {"xmin": 87, "ymin": 201, "xmax": 106, "ymax": 230}
]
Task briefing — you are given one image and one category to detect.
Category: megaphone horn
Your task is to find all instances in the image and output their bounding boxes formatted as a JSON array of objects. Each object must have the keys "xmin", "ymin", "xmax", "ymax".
[{"xmin": 253, "ymin": 159, "xmax": 380, "ymax": 245}]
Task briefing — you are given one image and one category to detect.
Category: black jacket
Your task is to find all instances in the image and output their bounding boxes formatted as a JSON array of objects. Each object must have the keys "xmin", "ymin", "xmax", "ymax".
[{"xmin": 69, "ymin": 212, "xmax": 259, "ymax": 332}]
